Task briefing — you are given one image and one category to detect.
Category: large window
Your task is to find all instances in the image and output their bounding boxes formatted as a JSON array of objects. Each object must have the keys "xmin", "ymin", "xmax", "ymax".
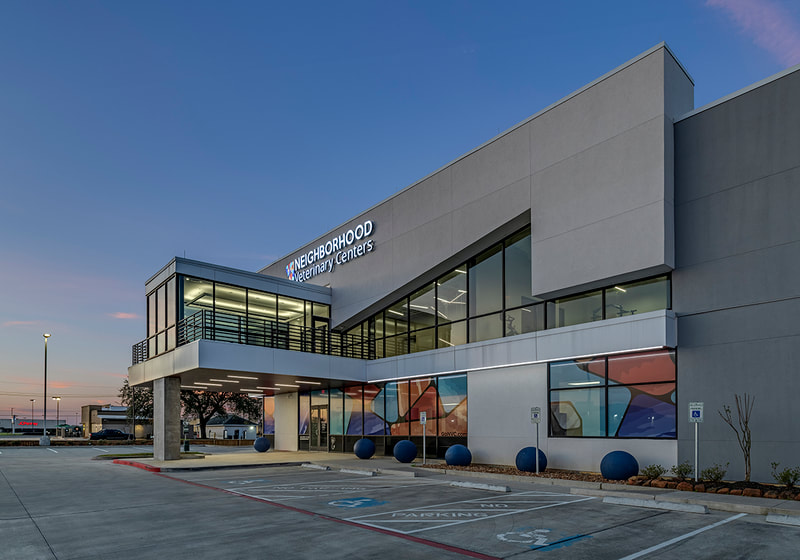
[{"xmin": 549, "ymin": 350, "xmax": 676, "ymax": 438}]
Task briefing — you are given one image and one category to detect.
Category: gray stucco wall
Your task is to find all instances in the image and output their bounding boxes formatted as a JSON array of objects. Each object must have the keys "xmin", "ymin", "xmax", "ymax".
[
  {"xmin": 260, "ymin": 44, "xmax": 693, "ymax": 328},
  {"xmin": 673, "ymin": 66, "xmax": 800, "ymax": 482}
]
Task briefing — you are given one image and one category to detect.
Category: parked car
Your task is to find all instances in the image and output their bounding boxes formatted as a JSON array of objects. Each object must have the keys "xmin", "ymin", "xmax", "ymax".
[{"xmin": 89, "ymin": 429, "xmax": 133, "ymax": 441}]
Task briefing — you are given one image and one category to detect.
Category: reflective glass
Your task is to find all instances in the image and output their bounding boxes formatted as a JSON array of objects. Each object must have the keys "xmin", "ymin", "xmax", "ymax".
[
  {"xmin": 605, "ymin": 276, "xmax": 670, "ymax": 318},
  {"xmin": 148, "ymin": 292, "xmax": 156, "ymax": 336},
  {"xmin": 313, "ymin": 302, "xmax": 330, "ymax": 319},
  {"xmin": 329, "ymin": 389, "xmax": 344, "ymax": 436},
  {"xmin": 549, "ymin": 358, "xmax": 606, "ymax": 389},
  {"xmin": 549, "ymin": 388, "xmax": 606, "ymax": 437},
  {"xmin": 166, "ymin": 278, "xmax": 176, "ymax": 327},
  {"xmin": 409, "ymin": 327, "xmax": 435, "ymax": 353},
  {"xmin": 609, "ymin": 384, "xmax": 676, "ymax": 437},
  {"xmin": 247, "ymin": 290, "xmax": 276, "ymax": 320},
  {"xmin": 365, "ymin": 383, "xmax": 387, "ymax": 435},
  {"xmin": 344, "ymin": 385, "xmax": 364, "ymax": 435},
  {"xmin": 183, "ymin": 277, "xmax": 213, "ymax": 319},
  {"xmin": 436, "ymin": 268, "xmax": 467, "ymax": 322},
  {"xmin": 505, "ymin": 303, "xmax": 544, "ymax": 336},
  {"xmin": 409, "ymin": 378, "xmax": 437, "ymax": 436},
  {"xmin": 437, "ymin": 320, "xmax": 466, "ymax": 348},
  {"xmin": 409, "ymin": 283, "xmax": 436, "ymax": 331},
  {"xmin": 278, "ymin": 295, "xmax": 305, "ymax": 326},
  {"xmin": 385, "ymin": 300, "xmax": 408, "ymax": 335},
  {"xmin": 608, "ymin": 350, "xmax": 676, "ymax": 385},
  {"xmin": 547, "ymin": 290, "xmax": 602, "ymax": 328},
  {"xmin": 469, "ymin": 312, "xmax": 503, "ymax": 343},
  {"xmin": 157, "ymin": 284, "xmax": 167, "ymax": 332},
  {"xmin": 384, "ymin": 334, "xmax": 408, "ymax": 357},
  {"xmin": 469, "ymin": 244, "xmax": 503, "ymax": 316},
  {"xmin": 504, "ymin": 228, "xmax": 534, "ymax": 309},
  {"xmin": 298, "ymin": 393, "xmax": 310, "ymax": 435},
  {"xmin": 437, "ymin": 374, "xmax": 467, "ymax": 437},
  {"xmin": 215, "ymin": 284, "xmax": 246, "ymax": 317}
]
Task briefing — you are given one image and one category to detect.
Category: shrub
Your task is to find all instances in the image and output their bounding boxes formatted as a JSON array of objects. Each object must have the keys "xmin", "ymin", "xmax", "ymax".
[
  {"xmin": 671, "ymin": 460, "xmax": 692, "ymax": 480},
  {"xmin": 770, "ymin": 462, "xmax": 800, "ymax": 488},
  {"xmin": 640, "ymin": 464, "xmax": 667, "ymax": 479},
  {"xmin": 700, "ymin": 462, "xmax": 728, "ymax": 482}
]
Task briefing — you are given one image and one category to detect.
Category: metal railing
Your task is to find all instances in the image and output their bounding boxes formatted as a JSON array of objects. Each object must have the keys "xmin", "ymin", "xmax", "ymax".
[{"xmin": 131, "ymin": 310, "xmax": 373, "ymax": 365}]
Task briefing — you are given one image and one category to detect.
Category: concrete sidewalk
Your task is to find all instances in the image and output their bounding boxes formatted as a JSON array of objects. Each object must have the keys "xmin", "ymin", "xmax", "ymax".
[{"xmin": 113, "ymin": 447, "xmax": 800, "ymax": 519}]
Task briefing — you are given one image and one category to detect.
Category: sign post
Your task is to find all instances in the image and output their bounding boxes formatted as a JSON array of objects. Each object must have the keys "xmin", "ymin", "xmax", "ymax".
[
  {"xmin": 531, "ymin": 407, "xmax": 542, "ymax": 474},
  {"xmin": 420, "ymin": 411, "xmax": 427, "ymax": 465},
  {"xmin": 688, "ymin": 402, "xmax": 704, "ymax": 482}
]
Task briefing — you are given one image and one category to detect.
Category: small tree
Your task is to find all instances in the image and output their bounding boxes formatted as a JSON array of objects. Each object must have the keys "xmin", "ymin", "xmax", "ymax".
[
  {"xmin": 119, "ymin": 379, "xmax": 153, "ymax": 436},
  {"xmin": 718, "ymin": 393, "xmax": 754, "ymax": 482},
  {"xmin": 181, "ymin": 391, "xmax": 261, "ymax": 438}
]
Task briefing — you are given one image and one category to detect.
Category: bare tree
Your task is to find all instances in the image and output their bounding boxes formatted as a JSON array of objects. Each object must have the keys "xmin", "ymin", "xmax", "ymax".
[{"xmin": 718, "ymin": 393, "xmax": 754, "ymax": 482}]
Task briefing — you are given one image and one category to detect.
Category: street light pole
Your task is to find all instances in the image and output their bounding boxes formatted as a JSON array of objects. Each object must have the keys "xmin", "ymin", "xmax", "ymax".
[
  {"xmin": 53, "ymin": 397, "xmax": 61, "ymax": 437},
  {"xmin": 11, "ymin": 407, "xmax": 15, "ymax": 435},
  {"xmin": 30, "ymin": 399, "xmax": 35, "ymax": 430},
  {"xmin": 40, "ymin": 333, "xmax": 51, "ymax": 446}
]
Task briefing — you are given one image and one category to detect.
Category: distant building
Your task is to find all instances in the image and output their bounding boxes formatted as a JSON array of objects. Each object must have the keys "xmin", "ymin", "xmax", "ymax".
[
  {"xmin": 81, "ymin": 405, "xmax": 152, "ymax": 438},
  {"xmin": 206, "ymin": 414, "xmax": 258, "ymax": 440}
]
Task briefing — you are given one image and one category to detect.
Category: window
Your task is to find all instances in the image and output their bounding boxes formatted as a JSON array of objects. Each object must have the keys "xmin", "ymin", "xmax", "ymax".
[{"xmin": 549, "ymin": 350, "xmax": 676, "ymax": 438}]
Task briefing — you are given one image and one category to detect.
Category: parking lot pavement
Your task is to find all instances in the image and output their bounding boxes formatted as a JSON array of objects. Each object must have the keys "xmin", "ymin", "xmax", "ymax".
[{"xmin": 2, "ymin": 447, "xmax": 800, "ymax": 559}]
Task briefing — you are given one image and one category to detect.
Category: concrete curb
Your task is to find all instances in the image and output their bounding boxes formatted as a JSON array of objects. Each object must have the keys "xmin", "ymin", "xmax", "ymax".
[
  {"xmin": 301, "ymin": 463, "xmax": 330, "ymax": 470},
  {"xmin": 766, "ymin": 513, "xmax": 800, "ymax": 526},
  {"xmin": 378, "ymin": 468, "xmax": 418, "ymax": 478},
  {"xmin": 339, "ymin": 468, "xmax": 377, "ymax": 476},
  {"xmin": 450, "ymin": 481, "xmax": 511, "ymax": 492},
  {"xmin": 603, "ymin": 496, "xmax": 708, "ymax": 514}
]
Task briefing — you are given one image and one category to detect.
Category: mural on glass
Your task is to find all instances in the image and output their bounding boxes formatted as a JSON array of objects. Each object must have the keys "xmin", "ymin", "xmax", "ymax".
[
  {"xmin": 262, "ymin": 396, "xmax": 275, "ymax": 435},
  {"xmin": 549, "ymin": 350, "xmax": 676, "ymax": 438}
]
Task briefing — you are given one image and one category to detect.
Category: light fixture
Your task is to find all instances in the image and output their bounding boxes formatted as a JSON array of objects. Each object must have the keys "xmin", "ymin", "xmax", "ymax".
[
  {"xmin": 275, "ymin": 383, "xmax": 300, "ymax": 388},
  {"xmin": 209, "ymin": 378, "xmax": 239, "ymax": 383},
  {"xmin": 567, "ymin": 381, "xmax": 601, "ymax": 386},
  {"xmin": 256, "ymin": 386, "xmax": 279, "ymax": 390},
  {"xmin": 227, "ymin": 375, "xmax": 258, "ymax": 380},
  {"xmin": 387, "ymin": 309, "xmax": 404, "ymax": 317},
  {"xmin": 295, "ymin": 381, "xmax": 321, "ymax": 385},
  {"xmin": 202, "ymin": 382, "xmax": 223, "ymax": 387},
  {"xmin": 614, "ymin": 286, "xmax": 627, "ymax": 293}
]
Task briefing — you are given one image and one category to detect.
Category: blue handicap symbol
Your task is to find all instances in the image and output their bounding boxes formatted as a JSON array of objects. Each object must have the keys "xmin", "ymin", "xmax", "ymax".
[
  {"xmin": 692, "ymin": 411, "xmax": 700, "ymax": 417},
  {"xmin": 328, "ymin": 497, "xmax": 388, "ymax": 509}
]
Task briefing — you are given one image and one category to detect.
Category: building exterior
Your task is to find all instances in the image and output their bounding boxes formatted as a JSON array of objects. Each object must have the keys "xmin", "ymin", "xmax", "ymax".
[
  {"xmin": 206, "ymin": 414, "xmax": 258, "ymax": 440},
  {"xmin": 128, "ymin": 43, "xmax": 800, "ymax": 482}
]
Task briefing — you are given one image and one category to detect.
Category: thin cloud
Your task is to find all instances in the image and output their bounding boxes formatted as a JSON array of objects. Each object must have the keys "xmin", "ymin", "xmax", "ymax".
[
  {"xmin": 707, "ymin": 0, "xmax": 800, "ymax": 67},
  {"xmin": 2, "ymin": 320, "xmax": 38, "ymax": 327},
  {"xmin": 109, "ymin": 312, "xmax": 139, "ymax": 319}
]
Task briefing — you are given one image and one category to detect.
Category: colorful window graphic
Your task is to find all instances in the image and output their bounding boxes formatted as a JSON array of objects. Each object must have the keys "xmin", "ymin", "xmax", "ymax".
[
  {"xmin": 304, "ymin": 374, "xmax": 467, "ymax": 439},
  {"xmin": 262, "ymin": 396, "xmax": 275, "ymax": 435},
  {"xmin": 549, "ymin": 350, "xmax": 676, "ymax": 438}
]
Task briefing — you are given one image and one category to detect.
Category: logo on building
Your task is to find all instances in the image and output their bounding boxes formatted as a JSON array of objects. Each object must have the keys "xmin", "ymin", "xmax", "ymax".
[{"xmin": 286, "ymin": 220, "xmax": 375, "ymax": 282}]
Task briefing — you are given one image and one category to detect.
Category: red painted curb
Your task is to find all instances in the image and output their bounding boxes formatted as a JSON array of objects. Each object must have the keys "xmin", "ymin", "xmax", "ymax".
[{"xmin": 112, "ymin": 459, "xmax": 161, "ymax": 472}]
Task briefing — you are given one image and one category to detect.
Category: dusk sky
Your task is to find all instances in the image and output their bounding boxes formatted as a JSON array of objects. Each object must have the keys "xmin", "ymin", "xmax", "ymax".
[{"xmin": 2, "ymin": 0, "xmax": 800, "ymax": 424}]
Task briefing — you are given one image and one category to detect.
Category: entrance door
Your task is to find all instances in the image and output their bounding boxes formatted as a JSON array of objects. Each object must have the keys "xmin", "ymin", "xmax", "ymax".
[
  {"xmin": 310, "ymin": 405, "xmax": 328, "ymax": 451},
  {"xmin": 312, "ymin": 317, "xmax": 329, "ymax": 354}
]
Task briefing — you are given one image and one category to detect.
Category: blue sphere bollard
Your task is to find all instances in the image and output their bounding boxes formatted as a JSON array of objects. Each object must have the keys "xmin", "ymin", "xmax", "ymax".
[
  {"xmin": 600, "ymin": 450, "xmax": 639, "ymax": 480},
  {"xmin": 354, "ymin": 438, "xmax": 376, "ymax": 460},
  {"xmin": 515, "ymin": 446, "xmax": 547, "ymax": 472},
  {"xmin": 445, "ymin": 444, "xmax": 472, "ymax": 467},
  {"xmin": 393, "ymin": 440, "xmax": 417, "ymax": 463},
  {"xmin": 253, "ymin": 437, "xmax": 270, "ymax": 453}
]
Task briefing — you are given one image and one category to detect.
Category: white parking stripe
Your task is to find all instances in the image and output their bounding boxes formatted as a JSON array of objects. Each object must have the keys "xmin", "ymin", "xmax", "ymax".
[
  {"xmin": 47, "ymin": 448, "xmax": 59, "ymax": 453},
  {"xmin": 617, "ymin": 513, "xmax": 748, "ymax": 560}
]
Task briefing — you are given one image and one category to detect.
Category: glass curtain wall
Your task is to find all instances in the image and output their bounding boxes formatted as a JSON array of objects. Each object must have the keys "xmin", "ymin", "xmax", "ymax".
[
  {"xmin": 299, "ymin": 374, "xmax": 467, "ymax": 458},
  {"xmin": 146, "ymin": 277, "xmax": 177, "ymax": 358}
]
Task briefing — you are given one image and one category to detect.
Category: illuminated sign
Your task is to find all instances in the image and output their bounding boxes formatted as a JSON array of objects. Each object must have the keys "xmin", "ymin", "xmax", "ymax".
[
  {"xmin": 19, "ymin": 421, "xmax": 38, "ymax": 426},
  {"xmin": 286, "ymin": 220, "xmax": 375, "ymax": 282}
]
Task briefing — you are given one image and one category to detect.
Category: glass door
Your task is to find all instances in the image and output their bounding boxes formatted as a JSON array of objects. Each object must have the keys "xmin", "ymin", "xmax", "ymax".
[
  {"xmin": 312, "ymin": 316, "xmax": 329, "ymax": 354},
  {"xmin": 310, "ymin": 405, "xmax": 328, "ymax": 451}
]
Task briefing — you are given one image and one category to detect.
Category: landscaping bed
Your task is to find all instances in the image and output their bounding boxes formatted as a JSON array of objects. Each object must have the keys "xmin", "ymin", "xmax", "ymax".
[{"xmin": 419, "ymin": 463, "xmax": 800, "ymax": 500}]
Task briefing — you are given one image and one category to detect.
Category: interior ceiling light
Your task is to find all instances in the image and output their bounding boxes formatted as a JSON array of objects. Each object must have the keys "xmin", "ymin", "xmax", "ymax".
[
  {"xmin": 295, "ymin": 381, "xmax": 321, "ymax": 385},
  {"xmin": 256, "ymin": 386, "xmax": 279, "ymax": 390},
  {"xmin": 567, "ymin": 381, "xmax": 601, "ymax": 386},
  {"xmin": 614, "ymin": 286, "xmax": 627, "ymax": 293},
  {"xmin": 202, "ymin": 382, "xmax": 223, "ymax": 386},
  {"xmin": 227, "ymin": 375, "xmax": 258, "ymax": 380},
  {"xmin": 209, "ymin": 378, "xmax": 239, "ymax": 383},
  {"xmin": 275, "ymin": 383, "xmax": 300, "ymax": 388}
]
